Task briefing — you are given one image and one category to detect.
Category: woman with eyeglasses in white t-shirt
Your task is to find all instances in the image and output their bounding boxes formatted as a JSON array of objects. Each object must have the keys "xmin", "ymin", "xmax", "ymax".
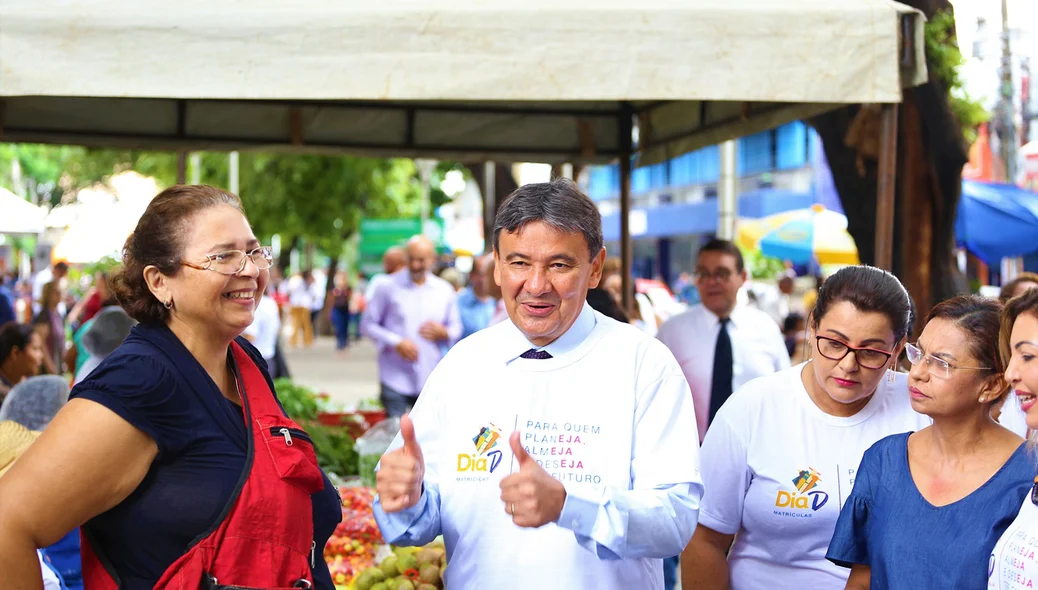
[{"xmin": 681, "ymin": 265, "xmax": 930, "ymax": 590}]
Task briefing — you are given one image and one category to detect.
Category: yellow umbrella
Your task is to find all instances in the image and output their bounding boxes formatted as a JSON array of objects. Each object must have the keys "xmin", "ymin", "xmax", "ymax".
[{"xmin": 737, "ymin": 204, "xmax": 859, "ymax": 266}]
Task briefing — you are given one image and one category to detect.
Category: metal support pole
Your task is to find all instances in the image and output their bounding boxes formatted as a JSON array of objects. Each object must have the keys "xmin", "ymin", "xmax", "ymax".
[
  {"xmin": 229, "ymin": 151, "xmax": 240, "ymax": 195},
  {"xmin": 619, "ymin": 105, "xmax": 635, "ymax": 311},
  {"xmin": 177, "ymin": 152, "xmax": 187, "ymax": 184},
  {"xmin": 718, "ymin": 140, "xmax": 738, "ymax": 240},
  {"xmin": 484, "ymin": 161, "xmax": 496, "ymax": 253},
  {"xmin": 874, "ymin": 104, "xmax": 899, "ymax": 271}
]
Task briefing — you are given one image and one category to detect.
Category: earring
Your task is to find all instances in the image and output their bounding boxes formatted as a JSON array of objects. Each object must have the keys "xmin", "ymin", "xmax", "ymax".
[
  {"xmin": 979, "ymin": 396, "xmax": 987, "ymax": 403},
  {"xmin": 887, "ymin": 369, "xmax": 896, "ymax": 383},
  {"xmin": 164, "ymin": 299, "xmax": 173, "ymax": 310}
]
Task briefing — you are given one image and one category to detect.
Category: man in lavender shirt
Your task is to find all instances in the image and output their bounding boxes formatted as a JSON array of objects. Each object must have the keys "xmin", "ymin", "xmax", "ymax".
[{"xmin": 361, "ymin": 235, "xmax": 462, "ymax": 417}]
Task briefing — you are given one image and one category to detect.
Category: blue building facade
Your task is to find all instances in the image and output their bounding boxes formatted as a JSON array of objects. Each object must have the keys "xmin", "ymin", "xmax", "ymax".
[{"xmin": 583, "ymin": 121, "xmax": 839, "ymax": 287}]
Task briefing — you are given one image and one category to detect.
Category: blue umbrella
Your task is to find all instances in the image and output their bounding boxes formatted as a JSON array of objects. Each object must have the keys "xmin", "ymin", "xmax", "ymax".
[{"xmin": 956, "ymin": 181, "xmax": 1038, "ymax": 264}]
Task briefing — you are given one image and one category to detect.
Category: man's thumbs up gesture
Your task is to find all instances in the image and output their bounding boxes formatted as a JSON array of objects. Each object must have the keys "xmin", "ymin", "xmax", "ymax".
[
  {"xmin": 499, "ymin": 432, "xmax": 567, "ymax": 527},
  {"xmin": 376, "ymin": 414, "xmax": 425, "ymax": 512}
]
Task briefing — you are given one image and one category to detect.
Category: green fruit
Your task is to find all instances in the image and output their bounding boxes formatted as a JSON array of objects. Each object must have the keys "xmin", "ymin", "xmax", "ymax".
[
  {"xmin": 418, "ymin": 564, "xmax": 440, "ymax": 585},
  {"xmin": 416, "ymin": 584, "xmax": 438, "ymax": 590},
  {"xmin": 370, "ymin": 584, "xmax": 388, "ymax": 590},
  {"xmin": 394, "ymin": 580, "xmax": 416, "ymax": 590},
  {"xmin": 398, "ymin": 553, "xmax": 419, "ymax": 573},
  {"xmin": 415, "ymin": 548, "xmax": 440, "ymax": 567},
  {"xmin": 355, "ymin": 568, "xmax": 386, "ymax": 590},
  {"xmin": 380, "ymin": 555, "xmax": 400, "ymax": 578}
]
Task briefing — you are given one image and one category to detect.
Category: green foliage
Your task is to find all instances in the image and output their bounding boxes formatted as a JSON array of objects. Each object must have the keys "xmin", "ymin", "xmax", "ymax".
[
  {"xmin": 924, "ymin": 9, "xmax": 989, "ymax": 145},
  {"xmin": 272, "ymin": 377, "xmax": 358, "ymax": 477},
  {"xmin": 740, "ymin": 247, "xmax": 786, "ymax": 280},
  {"xmin": 272, "ymin": 377, "xmax": 321, "ymax": 420}
]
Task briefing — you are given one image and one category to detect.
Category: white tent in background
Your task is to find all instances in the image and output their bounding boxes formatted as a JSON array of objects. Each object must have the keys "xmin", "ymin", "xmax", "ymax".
[
  {"xmin": 0, "ymin": 0, "xmax": 926, "ymax": 164},
  {"xmin": 0, "ymin": 187, "xmax": 46, "ymax": 235},
  {"xmin": 0, "ymin": 0, "xmax": 928, "ymax": 296}
]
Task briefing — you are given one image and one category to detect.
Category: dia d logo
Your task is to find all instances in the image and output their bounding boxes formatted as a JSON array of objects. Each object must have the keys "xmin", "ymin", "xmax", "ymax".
[
  {"xmin": 775, "ymin": 467, "xmax": 829, "ymax": 511},
  {"xmin": 458, "ymin": 423, "xmax": 504, "ymax": 474}
]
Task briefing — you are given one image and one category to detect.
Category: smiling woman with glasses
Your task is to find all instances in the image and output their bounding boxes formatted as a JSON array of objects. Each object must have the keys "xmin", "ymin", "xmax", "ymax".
[
  {"xmin": 0, "ymin": 185, "xmax": 342, "ymax": 590},
  {"xmin": 828, "ymin": 294, "xmax": 1032, "ymax": 590},
  {"xmin": 683, "ymin": 265, "xmax": 929, "ymax": 590}
]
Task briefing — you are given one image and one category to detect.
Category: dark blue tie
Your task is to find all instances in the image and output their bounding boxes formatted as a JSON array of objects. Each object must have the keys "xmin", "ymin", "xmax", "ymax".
[
  {"xmin": 520, "ymin": 349, "xmax": 553, "ymax": 360},
  {"xmin": 708, "ymin": 318, "xmax": 733, "ymax": 424}
]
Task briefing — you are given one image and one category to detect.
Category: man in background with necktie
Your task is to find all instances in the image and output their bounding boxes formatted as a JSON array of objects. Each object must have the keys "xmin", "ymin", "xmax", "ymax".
[{"xmin": 657, "ymin": 239, "xmax": 790, "ymax": 443}]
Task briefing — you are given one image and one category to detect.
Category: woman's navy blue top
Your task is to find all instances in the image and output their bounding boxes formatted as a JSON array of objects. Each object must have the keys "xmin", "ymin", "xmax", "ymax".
[
  {"xmin": 70, "ymin": 323, "xmax": 341, "ymax": 590},
  {"xmin": 827, "ymin": 432, "xmax": 1034, "ymax": 589}
]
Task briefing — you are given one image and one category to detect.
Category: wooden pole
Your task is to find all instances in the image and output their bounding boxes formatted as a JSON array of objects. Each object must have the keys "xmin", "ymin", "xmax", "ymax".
[
  {"xmin": 874, "ymin": 104, "xmax": 899, "ymax": 271},
  {"xmin": 619, "ymin": 104, "xmax": 634, "ymax": 311}
]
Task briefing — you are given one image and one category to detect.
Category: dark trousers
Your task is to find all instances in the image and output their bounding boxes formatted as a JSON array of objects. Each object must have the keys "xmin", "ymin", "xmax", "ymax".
[
  {"xmin": 380, "ymin": 383, "xmax": 418, "ymax": 418},
  {"xmin": 331, "ymin": 307, "xmax": 350, "ymax": 350}
]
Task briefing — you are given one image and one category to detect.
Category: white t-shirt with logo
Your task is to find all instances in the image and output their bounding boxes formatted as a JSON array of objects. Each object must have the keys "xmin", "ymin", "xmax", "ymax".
[
  {"xmin": 698, "ymin": 362, "xmax": 930, "ymax": 589},
  {"xmin": 989, "ymin": 494, "xmax": 1038, "ymax": 588}
]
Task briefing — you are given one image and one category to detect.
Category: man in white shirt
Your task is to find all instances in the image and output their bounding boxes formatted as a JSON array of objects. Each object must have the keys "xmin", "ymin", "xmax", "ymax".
[
  {"xmin": 243, "ymin": 289, "xmax": 282, "ymax": 377},
  {"xmin": 372, "ymin": 180, "xmax": 702, "ymax": 589},
  {"xmin": 657, "ymin": 239, "xmax": 790, "ymax": 445}
]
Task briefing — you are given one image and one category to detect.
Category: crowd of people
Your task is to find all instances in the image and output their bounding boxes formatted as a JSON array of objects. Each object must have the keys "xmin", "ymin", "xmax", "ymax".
[{"xmin": 1, "ymin": 179, "xmax": 1038, "ymax": 590}]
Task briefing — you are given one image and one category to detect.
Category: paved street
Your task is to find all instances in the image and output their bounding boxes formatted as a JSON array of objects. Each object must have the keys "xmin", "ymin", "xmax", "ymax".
[{"xmin": 282, "ymin": 335, "xmax": 380, "ymax": 409}]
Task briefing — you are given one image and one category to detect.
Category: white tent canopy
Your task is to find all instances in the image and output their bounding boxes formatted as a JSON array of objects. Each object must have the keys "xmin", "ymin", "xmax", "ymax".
[
  {"xmin": 0, "ymin": 0, "xmax": 926, "ymax": 164},
  {"xmin": 0, "ymin": 187, "xmax": 46, "ymax": 235}
]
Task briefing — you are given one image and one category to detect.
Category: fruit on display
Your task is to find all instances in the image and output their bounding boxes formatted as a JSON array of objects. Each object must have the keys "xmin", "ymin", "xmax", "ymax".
[{"xmin": 325, "ymin": 486, "xmax": 447, "ymax": 590}]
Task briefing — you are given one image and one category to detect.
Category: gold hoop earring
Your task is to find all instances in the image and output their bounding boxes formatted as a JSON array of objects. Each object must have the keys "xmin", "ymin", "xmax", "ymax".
[{"xmin": 164, "ymin": 299, "xmax": 173, "ymax": 310}]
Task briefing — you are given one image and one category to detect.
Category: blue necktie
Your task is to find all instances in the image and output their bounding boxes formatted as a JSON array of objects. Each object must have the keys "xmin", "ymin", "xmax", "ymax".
[
  {"xmin": 520, "ymin": 349, "xmax": 553, "ymax": 360},
  {"xmin": 708, "ymin": 318, "xmax": 733, "ymax": 424}
]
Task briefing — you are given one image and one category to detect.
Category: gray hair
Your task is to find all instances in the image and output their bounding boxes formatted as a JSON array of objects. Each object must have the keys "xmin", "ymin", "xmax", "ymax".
[
  {"xmin": 0, "ymin": 375, "xmax": 70, "ymax": 431},
  {"xmin": 492, "ymin": 179, "xmax": 603, "ymax": 261}
]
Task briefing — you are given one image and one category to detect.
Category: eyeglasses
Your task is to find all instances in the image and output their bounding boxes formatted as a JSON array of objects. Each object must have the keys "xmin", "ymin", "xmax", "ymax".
[
  {"xmin": 181, "ymin": 247, "xmax": 274, "ymax": 276},
  {"xmin": 694, "ymin": 268, "xmax": 735, "ymax": 282},
  {"xmin": 815, "ymin": 336, "xmax": 894, "ymax": 370},
  {"xmin": 905, "ymin": 342, "xmax": 990, "ymax": 379}
]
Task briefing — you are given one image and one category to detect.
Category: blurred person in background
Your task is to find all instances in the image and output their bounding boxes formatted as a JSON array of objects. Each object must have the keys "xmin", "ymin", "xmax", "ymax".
[
  {"xmin": 362, "ymin": 235, "xmax": 462, "ymax": 417},
  {"xmin": 32, "ymin": 282, "xmax": 65, "ymax": 375},
  {"xmin": 32, "ymin": 261, "xmax": 68, "ymax": 317},
  {"xmin": 74, "ymin": 307, "xmax": 137, "ymax": 384},
  {"xmin": 1000, "ymin": 272, "xmax": 1038, "ymax": 304},
  {"xmin": 287, "ymin": 270, "xmax": 315, "ymax": 347},
  {"xmin": 66, "ymin": 271, "xmax": 121, "ymax": 378},
  {"xmin": 244, "ymin": 285, "xmax": 283, "ymax": 377},
  {"xmin": 0, "ymin": 273, "xmax": 16, "ymax": 327},
  {"xmin": 328, "ymin": 272, "xmax": 352, "ymax": 353},
  {"xmin": 363, "ymin": 246, "xmax": 406, "ymax": 304},
  {"xmin": 0, "ymin": 322, "xmax": 45, "ymax": 403},
  {"xmin": 586, "ymin": 256, "xmax": 629, "ymax": 323},
  {"xmin": 456, "ymin": 255, "xmax": 498, "ymax": 339}
]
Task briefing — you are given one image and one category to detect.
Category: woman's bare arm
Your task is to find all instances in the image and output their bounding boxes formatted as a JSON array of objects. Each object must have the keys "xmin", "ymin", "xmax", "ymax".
[
  {"xmin": 0, "ymin": 399, "xmax": 158, "ymax": 589},
  {"xmin": 681, "ymin": 524, "xmax": 735, "ymax": 590}
]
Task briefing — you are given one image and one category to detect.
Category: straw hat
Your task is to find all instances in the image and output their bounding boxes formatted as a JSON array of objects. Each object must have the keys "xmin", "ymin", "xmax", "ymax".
[{"xmin": 0, "ymin": 420, "xmax": 41, "ymax": 478}]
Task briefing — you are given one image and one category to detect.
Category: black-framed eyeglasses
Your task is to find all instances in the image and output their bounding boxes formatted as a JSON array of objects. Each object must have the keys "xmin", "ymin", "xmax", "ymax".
[
  {"xmin": 181, "ymin": 246, "xmax": 274, "ymax": 276},
  {"xmin": 694, "ymin": 268, "xmax": 735, "ymax": 283},
  {"xmin": 815, "ymin": 336, "xmax": 894, "ymax": 370},
  {"xmin": 905, "ymin": 342, "xmax": 991, "ymax": 379}
]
